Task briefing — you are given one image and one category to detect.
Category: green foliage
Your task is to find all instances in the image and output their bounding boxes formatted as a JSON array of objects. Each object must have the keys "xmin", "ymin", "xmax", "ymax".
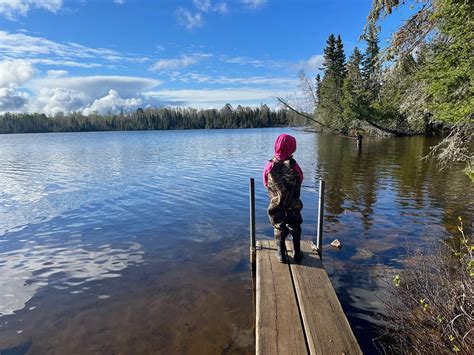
[
  {"xmin": 375, "ymin": 54, "xmax": 425, "ymax": 134},
  {"xmin": 418, "ymin": 0, "xmax": 473, "ymax": 125},
  {"xmin": 317, "ymin": 34, "xmax": 347, "ymax": 131},
  {"xmin": 363, "ymin": 0, "xmax": 473, "ymax": 167},
  {"xmin": 361, "ymin": 24, "xmax": 381, "ymax": 105},
  {"xmin": 0, "ymin": 105, "xmax": 306, "ymax": 134},
  {"xmin": 341, "ymin": 47, "xmax": 365, "ymax": 128}
]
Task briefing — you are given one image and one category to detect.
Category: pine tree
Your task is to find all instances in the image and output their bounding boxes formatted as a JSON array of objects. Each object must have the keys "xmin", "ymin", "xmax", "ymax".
[
  {"xmin": 341, "ymin": 47, "xmax": 365, "ymax": 131},
  {"xmin": 334, "ymin": 34, "xmax": 347, "ymax": 88},
  {"xmin": 318, "ymin": 34, "xmax": 347, "ymax": 130},
  {"xmin": 315, "ymin": 74, "xmax": 321, "ymax": 105},
  {"xmin": 322, "ymin": 34, "xmax": 337, "ymax": 75},
  {"xmin": 362, "ymin": 24, "xmax": 381, "ymax": 105}
]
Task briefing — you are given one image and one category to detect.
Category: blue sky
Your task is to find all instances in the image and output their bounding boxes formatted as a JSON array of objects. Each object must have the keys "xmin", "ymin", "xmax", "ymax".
[{"xmin": 0, "ymin": 0, "xmax": 411, "ymax": 115}]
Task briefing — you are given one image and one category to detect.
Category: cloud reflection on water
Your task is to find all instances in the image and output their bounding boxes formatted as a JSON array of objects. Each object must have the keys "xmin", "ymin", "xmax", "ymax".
[{"xmin": 0, "ymin": 241, "xmax": 143, "ymax": 316}]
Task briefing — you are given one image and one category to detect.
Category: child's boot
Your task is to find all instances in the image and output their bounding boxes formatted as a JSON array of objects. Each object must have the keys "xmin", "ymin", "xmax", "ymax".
[
  {"xmin": 276, "ymin": 239, "xmax": 287, "ymax": 263},
  {"xmin": 293, "ymin": 238, "xmax": 303, "ymax": 263}
]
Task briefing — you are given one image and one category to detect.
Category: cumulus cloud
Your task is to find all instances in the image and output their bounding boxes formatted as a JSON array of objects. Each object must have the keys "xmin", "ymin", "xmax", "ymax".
[
  {"xmin": 176, "ymin": 7, "xmax": 203, "ymax": 30},
  {"xmin": 0, "ymin": 59, "xmax": 36, "ymax": 87},
  {"xmin": 83, "ymin": 89, "xmax": 142, "ymax": 115},
  {"xmin": 22, "ymin": 75, "xmax": 161, "ymax": 115},
  {"xmin": 0, "ymin": 59, "xmax": 35, "ymax": 112},
  {"xmin": 31, "ymin": 87, "xmax": 86, "ymax": 115},
  {"xmin": 0, "ymin": 86, "xmax": 29, "ymax": 112},
  {"xmin": 0, "ymin": 0, "xmax": 63, "ymax": 19}
]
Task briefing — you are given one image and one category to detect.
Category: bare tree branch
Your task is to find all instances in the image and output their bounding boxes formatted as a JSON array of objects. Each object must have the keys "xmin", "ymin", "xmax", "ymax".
[
  {"xmin": 298, "ymin": 70, "xmax": 317, "ymax": 106},
  {"xmin": 276, "ymin": 97, "xmax": 329, "ymax": 128}
]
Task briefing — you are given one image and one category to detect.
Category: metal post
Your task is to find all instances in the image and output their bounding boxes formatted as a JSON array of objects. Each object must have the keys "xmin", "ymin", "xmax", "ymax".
[
  {"xmin": 249, "ymin": 177, "xmax": 256, "ymax": 269},
  {"xmin": 316, "ymin": 180, "xmax": 325, "ymax": 258}
]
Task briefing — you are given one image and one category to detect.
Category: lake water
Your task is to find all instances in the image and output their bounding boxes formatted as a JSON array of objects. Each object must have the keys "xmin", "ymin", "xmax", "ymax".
[{"xmin": 0, "ymin": 128, "xmax": 472, "ymax": 354}]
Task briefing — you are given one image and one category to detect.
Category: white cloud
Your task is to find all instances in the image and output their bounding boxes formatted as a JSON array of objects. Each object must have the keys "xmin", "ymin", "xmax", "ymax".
[
  {"xmin": 46, "ymin": 69, "xmax": 68, "ymax": 78},
  {"xmin": 301, "ymin": 54, "xmax": 324, "ymax": 71},
  {"xmin": 144, "ymin": 87, "xmax": 289, "ymax": 107},
  {"xmin": 29, "ymin": 75, "xmax": 162, "ymax": 99},
  {"xmin": 213, "ymin": 76, "xmax": 296, "ymax": 86},
  {"xmin": 0, "ymin": 30, "xmax": 146, "ymax": 67},
  {"xmin": 214, "ymin": 2, "xmax": 228, "ymax": 13},
  {"xmin": 241, "ymin": 0, "xmax": 266, "ymax": 9},
  {"xmin": 22, "ymin": 75, "xmax": 161, "ymax": 115},
  {"xmin": 193, "ymin": 0, "xmax": 210, "ymax": 12},
  {"xmin": 221, "ymin": 55, "xmax": 286, "ymax": 69},
  {"xmin": 83, "ymin": 89, "xmax": 142, "ymax": 115},
  {"xmin": 176, "ymin": 1, "xmax": 229, "ymax": 30},
  {"xmin": 176, "ymin": 7, "xmax": 203, "ymax": 30},
  {"xmin": 178, "ymin": 72, "xmax": 297, "ymax": 86},
  {"xmin": 0, "ymin": 86, "xmax": 29, "ymax": 112},
  {"xmin": 114, "ymin": 0, "xmax": 124, "ymax": 5},
  {"xmin": 31, "ymin": 87, "xmax": 86, "ymax": 115},
  {"xmin": 0, "ymin": 0, "xmax": 63, "ymax": 19},
  {"xmin": 150, "ymin": 53, "xmax": 211, "ymax": 71},
  {"xmin": 30, "ymin": 58, "xmax": 103, "ymax": 68},
  {"xmin": 151, "ymin": 55, "xmax": 198, "ymax": 71},
  {"xmin": 0, "ymin": 59, "xmax": 36, "ymax": 87}
]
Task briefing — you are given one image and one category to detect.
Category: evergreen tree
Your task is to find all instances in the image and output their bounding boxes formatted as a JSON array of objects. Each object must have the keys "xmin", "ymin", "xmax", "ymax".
[
  {"xmin": 317, "ymin": 34, "xmax": 347, "ymax": 130},
  {"xmin": 376, "ymin": 53, "xmax": 420, "ymax": 134},
  {"xmin": 341, "ymin": 47, "xmax": 365, "ymax": 132},
  {"xmin": 315, "ymin": 74, "xmax": 321, "ymax": 105},
  {"xmin": 0, "ymin": 105, "xmax": 299, "ymax": 134},
  {"xmin": 419, "ymin": 1, "xmax": 473, "ymax": 126},
  {"xmin": 334, "ymin": 34, "xmax": 347, "ymax": 88},
  {"xmin": 322, "ymin": 34, "xmax": 337, "ymax": 75},
  {"xmin": 362, "ymin": 24, "xmax": 381, "ymax": 105}
]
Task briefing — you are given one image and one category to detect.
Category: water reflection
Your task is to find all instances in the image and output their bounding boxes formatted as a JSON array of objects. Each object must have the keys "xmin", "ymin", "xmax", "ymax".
[
  {"xmin": 0, "ymin": 129, "xmax": 472, "ymax": 354},
  {"xmin": 313, "ymin": 134, "xmax": 472, "ymax": 351},
  {"xmin": 0, "ymin": 240, "xmax": 143, "ymax": 316}
]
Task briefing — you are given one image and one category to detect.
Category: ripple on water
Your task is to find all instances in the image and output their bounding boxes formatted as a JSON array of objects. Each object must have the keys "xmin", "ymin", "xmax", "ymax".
[{"xmin": 0, "ymin": 129, "xmax": 472, "ymax": 354}]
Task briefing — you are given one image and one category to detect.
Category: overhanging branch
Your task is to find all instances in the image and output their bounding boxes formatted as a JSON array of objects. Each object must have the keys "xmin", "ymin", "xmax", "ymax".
[{"xmin": 277, "ymin": 97, "xmax": 330, "ymax": 128}]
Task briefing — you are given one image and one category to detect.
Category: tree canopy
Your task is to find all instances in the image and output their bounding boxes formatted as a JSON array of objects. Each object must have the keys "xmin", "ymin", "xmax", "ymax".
[{"xmin": 0, "ymin": 105, "xmax": 307, "ymax": 134}]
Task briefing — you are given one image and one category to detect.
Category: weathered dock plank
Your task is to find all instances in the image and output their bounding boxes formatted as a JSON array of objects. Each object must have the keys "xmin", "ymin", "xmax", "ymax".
[
  {"xmin": 255, "ymin": 240, "xmax": 307, "ymax": 355},
  {"xmin": 286, "ymin": 241, "xmax": 362, "ymax": 355}
]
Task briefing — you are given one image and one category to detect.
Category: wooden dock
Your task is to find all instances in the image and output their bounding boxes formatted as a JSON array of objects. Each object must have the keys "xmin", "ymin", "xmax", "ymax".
[
  {"xmin": 255, "ymin": 240, "xmax": 361, "ymax": 354},
  {"xmin": 249, "ymin": 178, "xmax": 362, "ymax": 355}
]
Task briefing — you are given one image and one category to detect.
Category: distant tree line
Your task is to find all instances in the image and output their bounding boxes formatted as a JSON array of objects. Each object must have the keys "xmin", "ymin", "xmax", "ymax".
[{"xmin": 0, "ymin": 104, "xmax": 308, "ymax": 134}]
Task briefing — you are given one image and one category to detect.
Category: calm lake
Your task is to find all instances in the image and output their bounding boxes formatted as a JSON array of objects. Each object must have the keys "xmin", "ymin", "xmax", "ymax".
[{"xmin": 0, "ymin": 128, "xmax": 472, "ymax": 354}]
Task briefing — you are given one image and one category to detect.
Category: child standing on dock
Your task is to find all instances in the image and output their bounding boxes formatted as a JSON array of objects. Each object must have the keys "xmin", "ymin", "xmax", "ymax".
[{"xmin": 263, "ymin": 134, "xmax": 304, "ymax": 263}]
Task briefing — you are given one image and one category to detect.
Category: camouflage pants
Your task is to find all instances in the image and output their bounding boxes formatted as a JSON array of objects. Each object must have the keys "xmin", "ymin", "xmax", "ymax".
[{"xmin": 267, "ymin": 198, "xmax": 303, "ymax": 241}]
